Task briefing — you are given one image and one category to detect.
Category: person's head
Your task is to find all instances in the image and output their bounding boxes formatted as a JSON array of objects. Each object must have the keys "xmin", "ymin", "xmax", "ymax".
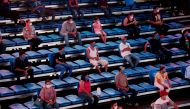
[
  {"xmin": 128, "ymin": 13, "xmax": 134, "ymax": 20},
  {"xmin": 160, "ymin": 90, "xmax": 168, "ymax": 100},
  {"xmin": 25, "ymin": 19, "xmax": 31, "ymax": 28},
  {"xmin": 81, "ymin": 73, "xmax": 89, "ymax": 82},
  {"xmin": 32, "ymin": 0, "xmax": 37, "ymax": 2},
  {"xmin": 90, "ymin": 41, "xmax": 96, "ymax": 48},
  {"xmin": 45, "ymin": 80, "xmax": 52, "ymax": 88},
  {"xmin": 58, "ymin": 46, "xmax": 64, "ymax": 54},
  {"xmin": 153, "ymin": 6, "xmax": 160, "ymax": 14},
  {"xmin": 160, "ymin": 65, "xmax": 166, "ymax": 74},
  {"xmin": 182, "ymin": 29, "xmax": 189, "ymax": 37},
  {"xmin": 66, "ymin": 16, "xmax": 73, "ymax": 24},
  {"xmin": 153, "ymin": 32, "xmax": 160, "ymax": 40},
  {"xmin": 19, "ymin": 50, "xmax": 26, "ymax": 60},
  {"xmin": 111, "ymin": 100, "xmax": 118, "ymax": 109},
  {"xmin": 94, "ymin": 17, "xmax": 100, "ymax": 23},
  {"xmin": 121, "ymin": 36, "xmax": 127, "ymax": 43}
]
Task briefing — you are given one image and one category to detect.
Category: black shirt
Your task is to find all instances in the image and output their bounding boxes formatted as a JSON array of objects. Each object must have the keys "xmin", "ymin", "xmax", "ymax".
[
  {"xmin": 55, "ymin": 53, "xmax": 66, "ymax": 64},
  {"xmin": 15, "ymin": 57, "xmax": 30, "ymax": 69},
  {"xmin": 148, "ymin": 38, "xmax": 162, "ymax": 53},
  {"xmin": 179, "ymin": 36, "xmax": 190, "ymax": 49}
]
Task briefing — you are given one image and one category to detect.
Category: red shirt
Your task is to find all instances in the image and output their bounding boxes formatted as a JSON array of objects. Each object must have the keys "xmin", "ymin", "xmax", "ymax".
[{"xmin": 78, "ymin": 80, "xmax": 91, "ymax": 94}]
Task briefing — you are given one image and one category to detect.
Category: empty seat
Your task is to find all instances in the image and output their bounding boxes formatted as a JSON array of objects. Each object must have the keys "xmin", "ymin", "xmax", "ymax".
[
  {"xmin": 91, "ymin": 90, "xmax": 110, "ymax": 100},
  {"xmin": 66, "ymin": 61, "xmax": 80, "ymax": 69},
  {"xmin": 100, "ymin": 72, "xmax": 115, "ymax": 80},
  {"xmin": 24, "ymin": 83, "xmax": 41, "ymax": 92},
  {"xmin": 64, "ymin": 47, "xmax": 78, "ymax": 54},
  {"xmin": 65, "ymin": 95, "xmax": 83, "ymax": 104},
  {"xmin": 9, "ymin": 103, "xmax": 28, "ymax": 109},
  {"xmin": 0, "ymin": 87, "xmax": 14, "ymax": 97},
  {"xmin": 103, "ymin": 88, "xmax": 121, "ymax": 97},
  {"xmin": 10, "ymin": 85, "xmax": 28, "ymax": 95},
  {"xmin": 36, "ymin": 65, "xmax": 54, "ymax": 73},
  {"xmin": 24, "ymin": 101, "xmax": 39, "ymax": 109},
  {"xmin": 89, "ymin": 74, "xmax": 105, "ymax": 82},
  {"xmin": 74, "ymin": 60, "xmax": 91, "ymax": 68},
  {"xmin": 26, "ymin": 51, "xmax": 42, "ymax": 59},
  {"xmin": 138, "ymin": 82, "xmax": 157, "ymax": 91},
  {"xmin": 12, "ymin": 38, "xmax": 28, "ymax": 46},
  {"xmin": 37, "ymin": 49, "xmax": 53, "ymax": 56},
  {"xmin": 51, "ymin": 79, "xmax": 68, "ymax": 88},
  {"xmin": 129, "ymin": 84, "xmax": 146, "ymax": 93},
  {"xmin": 171, "ymin": 77, "xmax": 190, "ymax": 86},
  {"xmin": 123, "ymin": 69, "xmax": 141, "ymax": 77},
  {"xmin": 31, "ymin": 66, "xmax": 43, "ymax": 75},
  {"xmin": 56, "ymin": 97, "xmax": 72, "ymax": 107},
  {"xmin": 0, "ymin": 70, "xmax": 15, "ymax": 79},
  {"xmin": 108, "ymin": 55, "xmax": 124, "ymax": 63},
  {"xmin": 63, "ymin": 77, "xmax": 79, "ymax": 86}
]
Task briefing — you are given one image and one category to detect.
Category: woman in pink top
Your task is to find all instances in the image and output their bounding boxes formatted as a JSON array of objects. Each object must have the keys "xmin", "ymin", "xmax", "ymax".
[
  {"xmin": 40, "ymin": 80, "xmax": 59, "ymax": 109},
  {"xmin": 92, "ymin": 17, "xmax": 107, "ymax": 43},
  {"xmin": 78, "ymin": 73, "xmax": 98, "ymax": 108}
]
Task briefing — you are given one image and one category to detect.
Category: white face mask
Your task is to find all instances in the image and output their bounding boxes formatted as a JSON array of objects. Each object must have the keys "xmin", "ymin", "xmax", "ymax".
[
  {"xmin": 130, "ymin": 16, "xmax": 134, "ymax": 20},
  {"xmin": 68, "ymin": 20, "xmax": 73, "ymax": 24},
  {"xmin": 46, "ymin": 85, "xmax": 51, "ymax": 88},
  {"xmin": 113, "ymin": 106, "xmax": 118, "ymax": 109}
]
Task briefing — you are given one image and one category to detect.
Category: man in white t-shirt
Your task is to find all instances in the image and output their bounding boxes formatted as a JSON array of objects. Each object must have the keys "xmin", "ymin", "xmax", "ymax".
[
  {"xmin": 119, "ymin": 36, "xmax": 140, "ymax": 68},
  {"xmin": 151, "ymin": 90, "xmax": 178, "ymax": 109}
]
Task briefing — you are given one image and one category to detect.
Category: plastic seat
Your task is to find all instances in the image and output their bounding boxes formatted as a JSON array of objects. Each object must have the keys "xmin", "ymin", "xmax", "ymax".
[
  {"xmin": 31, "ymin": 66, "xmax": 43, "ymax": 75},
  {"xmin": 64, "ymin": 47, "xmax": 78, "ymax": 54},
  {"xmin": 138, "ymin": 82, "xmax": 157, "ymax": 91},
  {"xmin": 65, "ymin": 95, "xmax": 83, "ymax": 104},
  {"xmin": 0, "ymin": 87, "xmax": 14, "ymax": 97},
  {"xmin": 66, "ymin": 61, "xmax": 80, "ymax": 69},
  {"xmin": 10, "ymin": 85, "xmax": 28, "ymax": 95},
  {"xmin": 91, "ymin": 90, "xmax": 110, "ymax": 100},
  {"xmin": 49, "ymin": 48, "xmax": 59, "ymax": 53},
  {"xmin": 145, "ymin": 65, "xmax": 159, "ymax": 72},
  {"xmin": 123, "ymin": 69, "xmax": 141, "ymax": 77},
  {"xmin": 129, "ymin": 84, "xmax": 146, "ymax": 93},
  {"xmin": 164, "ymin": 63, "xmax": 180, "ymax": 71},
  {"xmin": 74, "ymin": 60, "xmax": 91, "ymax": 68},
  {"xmin": 103, "ymin": 29, "xmax": 117, "ymax": 36},
  {"xmin": 73, "ymin": 45, "xmax": 86, "ymax": 53},
  {"xmin": 133, "ymin": 67, "xmax": 149, "ymax": 75},
  {"xmin": 95, "ymin": 43, "xmax": 110, "ymax": 50},
  {"xmin": 63, "ymin": 77, "xmax": 79, "ymax": 86},
  {"xmin": 106, "ymin": 41, "xmax": 118, "ymax": 49},
  {"xmin": 100, "ymin": 72, "xmax": 115, "ymax": 81},
  {"xmin": 51, "ymin": 79, "xmax": 68, "ymax": 88},
  {"xmin": 111, "ymin": 70, "xmax": 119, "ymax": 75},
  {"xmin": 9, "ymin": 103, "xmax": 28, "ymax": 109},
  {"xmin": 56, "ymin": 97, "xmax": 72, "ymax": 107},
  {"xmin": 81, "ymin": 31, "xmax": 97, "ymax": 38},
  {"xmin": 76, "ymin": 75, "xmax": 94, "ymax": 82},
  {"xmin": 37, "ymin": 81, "xmax": 56, "ymax": 88},
  {"xmin": 108, "ymin": 55, "xmax": 124, "ymax": 63},
  {"xmin": 89, "ymin": 73, "xmax": 105, "ymax": 82},
  {"xmin": 103, "ymin": 88, "xmax": 121, "ymax": 97},
  {"xmin": 36, "ymin": 65, "xmax": 54, "ymax": 73},
  {"xmin": 38, "ymin": 35, "xmax": 52, "ymax": 43},
  {"xmin": 100, "ymin": 56, "xmax": 114, "ymax": 64},
  {"xmin": 112, "ymin": 28, "xmax": 127, "ymax": 34},
  {"xmin": 12, "ymin": 38, "xmax": 28, "ymax": 46},
  {"xmin": 171, "ymin": 77, "xmax": 190, "ymax": 86},
  {"xmin": 37, "ymin": 49, "xmax": 53, "ymax": 56},
  {"xmin": 0, "ymin": 70, "xmax": 15, "ymax": 79},
  {"xmin": 175, "ymin": 61, "xmax": 190, "ymax": 67},
  {"xmin": 24, "ymin": 83, "xmax": 41, "ymax": 92},
  {"xmin": 26, "ymin": 51, "xmax": 42, "ymax": 59},
  {"xmin": 24, "ymin": 101, "xmax": 39, "ymax": 109},
  {"xmin": 170, "ymin": 48, "xmax": 186, "ymax": 55},
  {"xmin": 0, "ymin": 54, "xmax": 15, "ymax": 62},
  {"xmin": 169, "ymin": 80, "xmax": 180, "ymax": 87}
]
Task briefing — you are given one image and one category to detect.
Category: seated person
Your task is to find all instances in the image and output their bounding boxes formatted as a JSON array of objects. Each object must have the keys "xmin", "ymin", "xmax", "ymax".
[
  {"xmin": 39, "ymin": 80, "xmax": 59, "ymax": 109},
  {"xmin": 78, "ymin": 73, "xmax": 98, "ymax": 108},
  {"xmin": 30, "ymin": 0, "xmax": 55, "ymax": 21},
  {"xmin": 115, "ymin": 66, "xmax": 138, "ymax": 106},
  {"xmin": 123, "ymin": 13, "xmax": 140, "ymax": 37},
  {"xmin": 151, "ymin": 90, "xmax": 178, "ymax": 109},
  {"xmin": 14, "ymin": 50, "xmax": 34, "ymax": 83},
  {"xmin": 68, "ymin": 0, "xmax": 84, "ymax": 19},
  {"xmin": 59, "ymin": 16, "xmax": 82, "ymax": 46},
  {"xmin": 147, "ymin": 6, "xmax": 170, "ymax": 36},
  {"xmin": 110, "ymin": 100, "xmax": 123, "ymax": 109},
  {"xmin": 92, "ymin": 17, "xmax": 107, "ymax": 43},
  {"xmin": 0, "ymin": 33, "xmax": 6, "ymax": 54},
  {"xmin": 23, "ymin": 19, "xmax": 42, "ymax": 51},
  {"xmin": 98, "ymin": 0, "xmax": 112, "ymax": 17},
  {"xmin": 55, "ymin": 46, "xmax": 73, "ymax": 80},
  {"xmin": 86, "ymin": 41, "xmax": 109, "ymax": 73},
  {"xmin": 119, "ymin": 36, "xmax": 139, "ymax": 68},
  {"xmin": 144, "ymin": 32, "xmax": 172, "ymax": 63},
  {"xmin": 179, "ymin": 29, "xmax": 190, "ymax": 57},
  {"xmin": 154, "ymin": 66, "xmax": 171, "ymax": 92}
]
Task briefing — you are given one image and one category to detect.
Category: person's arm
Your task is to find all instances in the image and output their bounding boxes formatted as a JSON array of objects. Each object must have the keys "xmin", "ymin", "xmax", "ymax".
[
  {"xmin": 166, "ymin": 74, "xmax": 172, "ymax": 88},
  {"xmin": 168, "ymin": 97, "xmax": 178, "ymax": 109},
  {"xmin": 52, "ymin": 88, "xmax": 57, "ymax": 104},
  {"xmin": 144, "ymin": 42, "xmax": 150, "ymax": 52},
  {"xmin": 121, "ymin": 44, "xmax": 131, "ymax": 52},
  {"xmin": 86, "ymin": 48, "xmax": 95, "ymax": 60},
  {"xmin": 60, "ymin": 23, "xmax": 68, "ymax": 35},
  {"xmin": 55, "ymin": 55, "xmax": 65, "ymax": 64},
  {"xmin": 115, "ymin": 76, "xmax": 126, "ymax": 90},
  {"xmin": 39, "ymin": 88, "xmax": 45, "ymax": 101},
  {"xmin": 96, "ymin": 48, "xmax": 100, "ymax": 60}
]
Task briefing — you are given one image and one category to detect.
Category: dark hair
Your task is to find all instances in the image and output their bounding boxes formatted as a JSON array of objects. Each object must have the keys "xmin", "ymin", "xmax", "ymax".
[
  {"xmin": 128, "ymin": 12, "xmax": 134, "ymax": 16},
  {"xmin": 160, "ymin": 65, "xmax": 166, "ymax": 71},
  {"xmin": 111, "ymin": 100, "xmax": 118, "ymax": 107},
  {"xmin": 81, "ymin": 73, "xmax": 88, "ymax": 81},
  {"xmin": 66, "ymin": 16, "xmax": 72, "ymax": 21},
  {"xmin": 153, "ymin": 6, "xmax": 159, "ymax": 10},
  {"xmin": 153, "ymin": 31, "xmax": 159, "ymax": 37},
  {"xmin": 182, "ymin": 29, "xmax": 189, "ymax": 37},
  {"xmin": 94, "ymin": 16, "xmax": 99, "ymax": 21},
  {"xmin": 19, "ymin": 50, "xmax": 25, "ymax": 56},
  {"xmin": 26, "ymin": 19, "xmax": 30, "ymax": 23},
  {"xmin": 45, "ymin": 80, "xmax": 51, "ymax": 84},
  {"xmin": 90, "ymin": 40, "xmax": 95, "ymax": 44},
  {"xmin": 58, "ymin": 45, "xmax": 64, "ymax": 50}
]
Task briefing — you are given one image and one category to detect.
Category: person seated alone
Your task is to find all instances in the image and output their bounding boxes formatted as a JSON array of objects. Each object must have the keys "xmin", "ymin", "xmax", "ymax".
[
  {"xmin": 68, "ymin": 0, "xmax": 84, "ymax": 19},
  {"xmin": 55, "ymin": 46, "xmax": 73, "ymax": 80},
  {"xmin": 144, "ymin": 32, "xmax": 172, "ymax": 63},
  {"xmin": 119, "ymin": 36, "xmax": 140, "ymax": 68},
  {"xmin": 14, "ymin": 50, "xmax": 34, "ymax": 83},
  {"xmin": 179, "ymin": 29, "xmax": 190, "ymax": 57},
  {"xmin": 86, "ymin": 41, "xmax": 109, "ymax": 73},
  {"xmin": 59, "ymin": 16, "xmax": 82, "ymax": 46},
  {"xmin": 123, "ymin": 13, "xmax": 140, "ymax": 37},
  {"xmin": 0, "ymin": 32, "xmax": 6, "ymax": 54},
  {"xmin": 23, "ymin": 19, "xmax": 42, "ymax": 51},
  {"xmin": 92, "ymin": 17, "xmax": 107, "ymax": 43},
  {"xmin": 154, "ymin": 65, "xmax": 172, "ymax": 92}
]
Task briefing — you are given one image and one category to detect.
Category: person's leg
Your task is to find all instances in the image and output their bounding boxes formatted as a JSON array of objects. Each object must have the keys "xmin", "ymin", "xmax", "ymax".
[
  {"xmin": 76, "ymin": 32, "xmax": 82, "ymax": 45},
  {"xmin": 55, "ymin": 64, "xmax": 66, "ymax": 80},
  {"xmin": 53, "ymin": 103, "xmax": 59, "ymax": 109},
  {"xmin": 79, "ymin": 92, "xmax": 94, "ymax": 108},
  {"xmin": 45, "ymin": 103, "xmax": 54, "ymax": 109},
  {"xmin": 124, "ymin": 55, "xmax": 134, "ymax": 68},
  {"xmin": 45, "ymin": 9, "xmax": 55, "ymax": 21},
  {"xmin": 62, "ymin": 63, "xmax": 73, "ymax": 76},
  {"xmin": 130, "ymin": 54, "xmax": 140, "ymax": 67},
  {"xmin": 128, "ymin": 88, "xmax": 138, "ymax": 105},
  {"xmin": 99, "ymin": 59, "xmax": 109, "ymax": 72},
  {"xmin": 27, "ymin": 68, "xmax": 34, "ymax": 81},
  {"xmin": 64, "ymin": 34, "xmax": 70, "ymax": 47},
  {"xmin": 118, "ymin": 88, "xmax": 131, "ymax": 104},
  {"xmin": 154, "ymin": 82, "xmax": 165, "ymax": 91},
  {"xmin": 90, "ymin": 59, "xmax": 101, "ymax": 73},
  {"xmin": 102, "ymin": 31, "xmax": 107, "ymax": 43},
  {"xmin": 15, "ymin": 71, "xmax": 21, "ymax": 83},
  {"xmin": 78, "ymin": 8, "xmax": 84, "ymax": 19},
  {"xmin": 134, "ymin": 26, "xmax": 140, "ymax": 37}
]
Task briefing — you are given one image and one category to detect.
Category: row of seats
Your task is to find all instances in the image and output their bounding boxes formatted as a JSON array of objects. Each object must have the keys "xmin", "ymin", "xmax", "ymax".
[{"xmin": 8, "ymin": 76, "xmax": 190, "ymax": 109}]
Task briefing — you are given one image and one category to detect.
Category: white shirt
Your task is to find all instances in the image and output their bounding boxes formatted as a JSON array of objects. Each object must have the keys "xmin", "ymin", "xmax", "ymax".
[
  {"xmin": 119, "ymin": 42, "xmax": 131, "ymax": 58},
  {"xmin": 154, "ymin": 96, "xmax": 174, "ymax": 109},
  {"xmin": 88, "ymin": 47, "xmax": 98, "ymax": 58}
]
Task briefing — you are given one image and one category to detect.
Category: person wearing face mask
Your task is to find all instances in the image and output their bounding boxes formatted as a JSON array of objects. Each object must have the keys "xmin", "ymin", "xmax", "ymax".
[
  {"xmin": 68, "ymin": 0, "xmax": 84, "ymax": 19},
  {"xmin": 92, "ymin": 17, "xmax": 107, "ymax": 43},
  {"xmin": 151, "ymin": 90, "xmax": 178, "ymax": 109},
  {"xmin": 23, "ymin": 19, "xmax": 42, "ymax": 51},
  {"xmin": 86, "ymin": 41, "xmax": 109, "ymax": 73},
  {"xmin": 39, "ymin": 80, "xmax": 59, "ymax": 109},
  {"xmin": 14, "ymin": 50, "xmax": 34, "ymax": 83},
  {"xmin": 144, "ymin": 32, "xmax": 172, "ymax": 63},
  {"xmin": 179, "ymin": 29, "xmax": 190, "ymax": 57},
  {"xmin": 123, "ymin": 13, "xmax": 140, "ymax": 38},
  {"xmin": 119, "ymin": 36, "xmax": 140, "ymax": 68},
  {"xmin": 154, "ymin": 66, "xmax": 172, "ymax": 92},
  {"xmin": 110, "ymin": 101, "xmax": 123, "ymax": 109},
  {"xmin": 78, "ymin": 73, "xmax": 99, "ymax": 109},
  {"xmin": 60, "ymin": 16, "xmax": 82, "ymax": 46},
  {"xmin": 147, "ymin": 6, "xmax": 170, "ymax": 36},
  {"xmin": 55, "ymin": 46, "xmax": 73, "ymax": 80}
]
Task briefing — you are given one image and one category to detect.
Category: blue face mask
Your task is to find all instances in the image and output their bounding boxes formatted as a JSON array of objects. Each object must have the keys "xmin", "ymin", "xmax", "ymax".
[
  {"xmin": 20, "ymin": 55, "xmax": 26, "ymax": 61},
  {"xmin": 155, "ymin": 35, "xmax": 160, "ymax": 40},
  {"xmin": 85, "ymin": 76, "xmax": 89, "ymax": 81}
]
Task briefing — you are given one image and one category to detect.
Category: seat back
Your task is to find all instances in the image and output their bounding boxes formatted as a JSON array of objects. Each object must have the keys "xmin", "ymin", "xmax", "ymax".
[{"xmin": 148, "ymin": 70, "xmax": 157, "ymax": 85}]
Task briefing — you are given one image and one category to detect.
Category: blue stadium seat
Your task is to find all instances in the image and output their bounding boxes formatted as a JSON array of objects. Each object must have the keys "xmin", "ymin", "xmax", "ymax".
[
  {"xmin": 108, "ymin": 55, "xmax": 124, "ymax": 63},
  {"xmin": 127, "ymin": 39, "xmax": 139, "ymax": 46},
  {"xmin": 31, "ymin": 66, "xmax": 43, "ymax": 75},
  {"xmin": 0, "ymin": 87, "xmax": 14, "ymax": 97},
  {"xmin": 89, "ymin": 74, "xmax": 105, "ymax": 82},
  {"xmin": 0, "ymin": 54, "xmax": 15, "ymax": 62},
  {"xmin": 171, "ymin": 77, "xmax": 190, "ymax": 86},
  {"xmin": 26, "ymin": 51, "xmax": 42, "ymax": 59},
  {"xmin": 24, "ymin": 83, "xmax": 41, "ymax": 92},
  {"xmin": 37, "ymin": 81, "xmax": 56, "ymax": 88},
  {"xmin": 129, "ymin": 84, "xmax": 146, "ymax": 93},
  {"xmin": 133, "ymin": 67, "xmax": 149, "ymax": 75},
  {"xmin": 63, "ymin": 77, "xmax": 79, "ymax": 86},
  {"xmin": 123, "ymin": 69, "xmax": 141, "ymax": 77},
  {"xmin": 111, "ymin": 70, "xmax": 119, "ymax": 75},
  {"xmin": 135, "ymin": 38, "xmax": 148, "ymax": 45},
  {"xmin": 24, "ymin": 101, "xmax": 39, "ymax": 109},
  {"xmin": 169, "ymin": 80, "xmax": 180, "ymax": 87},
  {"xmin": 95, "ymin": 43, "xmax": 111, "ymax": 50},
  {"xmin": 12, "ymin": 38, "xmax": 28, "ymax": 46},
  {"xmin": 170, "ymin": 48, "xmax": 186, "ymax": 55},
  {"xmin": 74, "ymin": 60, "xmax": 91, "ymax": 68},
  {"xmin": 38, "ymin": 35, "xmax": 52, "ymax": 43},
  {"xmin": 51, "ymin": 79, "xmax": 68, "ymax": 88},
  {"xmin": 64, "ymin": 47, "xmax": 78, "ymax": 54},
  {"xmin": 12, "ymin": 52, "xmax": 19, "ymax": 58},
  {"xmin": 0, "ymin": 70, "xmax": 15, "ymax": 79},
  {"xmin": 100, "ymin": 72, "xmax": 115, "ymax": 80},
  {"xmin": 37, "ymin": 49, "xmax": 53, "ymax": 56},
  {"xmin": 112, "ymin": 28, "xmax": 127, "ymax": 34},
  {"xmin": 106, "ymin": 41, "xmax": 118, "ymax": 49},
  {"xmin": 167, "ymin": 22, "xmax": 183, "ymax": 29},
  {"xmin": 76, "ymin": 75, "xmax": 94, "ymax": 82},
  {"xmin": 56, "ymin": 97, "xmax": 72, "ymax": 107},
  {"xmin": 104, "ymin": 29, "xmax": 117, "ymax": 36},
  {"xmin": 103, "ymin": 88, "xmax": 121, "ymax": 97},
  {"xmin": 100, "ymin": 56, "xmax": 114, "ymax": 64},
  {"xmin": 91, "ymin": 90, "xmax": 110, "ymax": 100},
  {"xmin": 65, "ymin": 95, "xmax": 84, "ymax": 104},
  {"xmin": 81, "ymin": 31, "xmax": 97, "ymax": 38},
  {"xmin": 10, "ymin": 85, "xmax": 28, "ymax": 95},
  {"xmin": 73, "ymin": 45, "xmax": 86, "ymax": 53},
  {"xmin": 9, "ymin": 103, "xmax": 28, "ymax": 109},
  {"xmin": 145, "ymin": 65, "xmax": 159, "ymax": 72},
  {"xmin": 66, "ymin": 61, "xmax": 80, "ymax": 69},
  {"xmin": 36, "ymin": 65, "xmax": 54, "ymax": 73},
  {"xmin": 175, "ymin": 61, "xmax": 190, "ymax": 68},
  {"xmin": 164, "ymin": 63, "xmax": 180, "ymax": 71},
  {"xmin": 49, "ymin": 48, "xmax": 59, "ymax": 53},
  {"xmin": 138, "ymin": 82, "xmax": 157, "ymax": 91}
]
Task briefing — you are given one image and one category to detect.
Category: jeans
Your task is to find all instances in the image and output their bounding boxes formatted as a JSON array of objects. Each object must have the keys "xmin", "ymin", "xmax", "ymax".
[
  {"xmin": 70, "ymin": 8, "xmax": 84, "ymax": 19},
  {"xmin": 15, "ymin": 68, "xmax": 34, "ymax": 83},
  {"xmin": 118, "ymin": 87, "xmax": 138, "ymax": 105},
  {"xmin": 126, "ymin": 25, "xmax": 140, "ymax": 37},
  {"xmin": 79, "ymin": 92, "xmax": 94, "ymax": 108},
  {"xmin": 0, "ymin": 43, "xmax": 6, "ymax": 54},
  {"xmin": 154, "ymin": 48, "xmax": 172, "ymax": 63},
  {"xmin": 61, "ymin": 32, "xmax": 82, "ymax": 46},
  {"xmin": 55, "ymin": 63, "xmax": 73, "ymax": 79},
  {"xmin": 39, "ymin": 101, "xmax": 59, "ymax": 109},
  {"xmin": 101, "ymin": 7, "xmax": 112, "ymax": 17},
  {"xmin": 124, "ymin": 54, "xmax": 140, "ymax": 68}
]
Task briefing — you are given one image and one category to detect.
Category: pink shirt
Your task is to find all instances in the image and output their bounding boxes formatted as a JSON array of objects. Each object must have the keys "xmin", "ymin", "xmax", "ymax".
[
  {"xmin": 40, "ymin": 87, "xmax": 56, "ymax": 103},
  {"xmin": 78, "ymin": 81, "xmax": 91, "ymax": 94},
  {"xmin": 93, "ymin": 21, "xmax": 102, "ymax": 34}
]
